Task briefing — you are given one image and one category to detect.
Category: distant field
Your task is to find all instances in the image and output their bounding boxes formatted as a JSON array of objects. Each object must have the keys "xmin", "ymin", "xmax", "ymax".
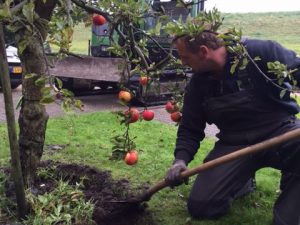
[
  {"xmin": 221, "ymin": 11, "xmax": 300, "ymax": 54},
  {"xmin": 49, "ymin": 23, "xmax": 91, "ymax": 54},
  {"xmin": 69, "ymin": 11, "xmax": 300, "ymax": 54},
  {"xmin": 70, "ymin": 23, "xmax": 91, "ymax": 54}
]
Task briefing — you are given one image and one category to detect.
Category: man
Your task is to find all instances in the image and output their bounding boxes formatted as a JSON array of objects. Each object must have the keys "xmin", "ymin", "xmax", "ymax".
[{"xmin": 165, "ymin": 31, "xmax": 300, "ymax": 225}]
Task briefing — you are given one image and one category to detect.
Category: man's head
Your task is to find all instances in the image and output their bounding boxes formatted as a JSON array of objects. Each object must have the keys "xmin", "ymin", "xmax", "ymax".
[{"xmin": 173, "ymin": 31, "xmax": 227, "ymax": 74}]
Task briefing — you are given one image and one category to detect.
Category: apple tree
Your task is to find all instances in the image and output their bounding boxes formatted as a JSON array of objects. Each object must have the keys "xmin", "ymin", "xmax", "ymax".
[
  {"xmin": 0, "ymin": 0, "xmax": 90, "ymax": 187},
  {"xmin": 1, "ymin": 0, "xmax": 63, "ymax": 187},
  {"xmin": 0, "ymin": 0, "xmax": 173, "ymax": 187}
]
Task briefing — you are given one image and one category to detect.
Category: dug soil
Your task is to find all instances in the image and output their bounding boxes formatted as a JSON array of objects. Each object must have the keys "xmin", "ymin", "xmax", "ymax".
[{"xmin": 4, "ymin": 161, "xmax": 156, "ymax": 225}]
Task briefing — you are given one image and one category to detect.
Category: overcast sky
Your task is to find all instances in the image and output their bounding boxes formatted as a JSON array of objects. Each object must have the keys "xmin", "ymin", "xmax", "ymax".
[{"xmin": 205, "ymin": 0, "xmax": 300, "ymax": 13}]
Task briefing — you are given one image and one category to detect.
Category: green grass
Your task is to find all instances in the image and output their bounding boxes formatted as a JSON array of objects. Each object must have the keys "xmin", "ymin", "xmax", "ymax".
[
  {"xmin": 0, "ymin": 112, "xmax": 281, "ymax": 225},
  {"xmin": 221, "ymin": 11, "xmax": 300, "ymax": 54},
  {"xmin": 70, "ymin": 23, "xmax": 91, "ymax": 54},
  {"xmin": 0, "ymin": 125, "xmax": 10, "ymax": 167},
  {"xmin": 50, "ymin": 23, "xmax": 91, "ymax": 54},
  {"xmin": 67, "ymin": 11, "xmax": 300, "ymax": 55}
]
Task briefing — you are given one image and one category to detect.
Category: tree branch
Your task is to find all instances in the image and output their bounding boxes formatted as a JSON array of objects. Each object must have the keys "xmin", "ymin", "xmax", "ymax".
[
  {"xmin": 132, "ymin": 26, "xmax": 173, "ymax": 57},
  {"xmin": 70, "ymin": 0, "xmax": 111, "ymax": 22},
  {"xmin": 246, "ymin": 51, "xmax": 289, "ymax": 92},
  {"xmin": 10, "ymin": 0, "xmax": 28, "ymax": 15}
]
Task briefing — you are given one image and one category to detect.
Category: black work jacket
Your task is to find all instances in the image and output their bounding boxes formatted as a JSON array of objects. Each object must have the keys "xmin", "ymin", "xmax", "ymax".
[{"xmin": 174, "ymin": 38, "xmax": 300, "ymax": 164}]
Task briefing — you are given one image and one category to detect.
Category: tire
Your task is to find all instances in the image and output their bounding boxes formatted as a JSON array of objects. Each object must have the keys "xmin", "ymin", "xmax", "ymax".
[
  {"xmin": 99, "ymin": 83, "xmax": 109, "ymax": 90},
  {"xmin": 129, "ymin": 84, "xmax": 146, "ymax": 106}
]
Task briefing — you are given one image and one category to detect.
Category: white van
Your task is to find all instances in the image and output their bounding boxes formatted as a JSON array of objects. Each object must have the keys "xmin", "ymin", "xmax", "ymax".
[{"xmin": 2, "ymin": 45, "xmax": 23, "ymax": 89}]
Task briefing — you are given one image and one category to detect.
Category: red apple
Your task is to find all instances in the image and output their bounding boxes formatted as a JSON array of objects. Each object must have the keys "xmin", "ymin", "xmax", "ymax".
[
  {"xmin": 118, "ymin": 90, "xmax": 132, "ymax": 103},
  {"xmin": 142, "ymin": 109, "xmax": 154, "ymax": 121},
  {"xmin": 92, "ymin": 14, "xmax": 106, "ymax": 26},
  {"xmin": 124, "ymin": 150, "xmax": 138, "ymax": 165},
  {"xmin": 170, "ymin": 111, "xmax": 182, "ymax": 122},
  {"xmin": 125, "ymin": 108, "xmax": 140, "ymax": 123},
  {"xmin": 165, "ymin": 101, "xmax": 176, "ymax": 113},
  {"xmin": 139, "ymin": 76, "xmax": 149, "ymax": 86}
]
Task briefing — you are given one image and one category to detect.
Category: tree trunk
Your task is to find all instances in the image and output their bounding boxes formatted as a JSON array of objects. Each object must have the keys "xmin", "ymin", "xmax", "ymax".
[
  {"xmin": 16, "ymin": 35, "xmax": 49, "ymax": 186},
  {"xmin": 16, "ymin": 0, "xmax": 57, "ymax": 186}
]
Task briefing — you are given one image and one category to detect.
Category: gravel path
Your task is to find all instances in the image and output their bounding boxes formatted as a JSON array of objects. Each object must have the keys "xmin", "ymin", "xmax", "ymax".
[{"xmin": 0, "ymin": 86, "xmax": 219, "ymax": 138}]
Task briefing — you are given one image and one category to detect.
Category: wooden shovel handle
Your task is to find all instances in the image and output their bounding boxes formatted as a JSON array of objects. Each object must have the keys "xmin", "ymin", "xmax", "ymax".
[{"xmin": 140, "ymin": 128, "xmax": 300, "ymax": 201}]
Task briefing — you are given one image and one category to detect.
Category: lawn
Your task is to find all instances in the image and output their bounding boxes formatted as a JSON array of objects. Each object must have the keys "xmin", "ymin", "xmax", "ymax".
[
  {"xmin": 221, "ymin": 11, "xmax": 300, "ymax": 54},
  {"xmin": 0, "ymin": 112, "xmax": 281, "ymax": 225}
]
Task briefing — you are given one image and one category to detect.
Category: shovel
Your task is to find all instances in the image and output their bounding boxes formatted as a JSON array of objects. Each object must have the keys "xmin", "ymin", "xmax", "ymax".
[{"xmin": 119, "ymin": 128, "xmax": 300, "ymax": 204}]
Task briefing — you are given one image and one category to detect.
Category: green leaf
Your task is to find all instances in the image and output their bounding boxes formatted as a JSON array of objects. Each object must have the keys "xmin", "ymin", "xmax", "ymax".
[
  {"xmin": 38, "ymin": 195, "xmax": 48, "ymax": 204},
  {"xmin": 0, "ymin": 0, "xmax": 12, "ymax": 19},
  {"xmin": 22, "ymin": 2, "xmax": 35, "ymax": 24},
  {"xmin": 0, "ymin": 7, "xmax": 11, "ymax": 20},
  {"xmin": 279, "ymin": 89, "xmax": 286, "ymax": 99},
  {"xmin": 226, "ymin": 46, "xmax": 235, "ymax": 53},
  {"xmin": 61, "ymin": 99, "xmax": 72, "ymax": 112},
  {"xmin": 15, "ymin": 95, "xmax": 23, "ymax": 110},
  {"xmin": 25, "ymin": 73, "xmax": 37, "ymax": 79},
  {"xmin": 163, "ymin": 8, "xmax": 223, "ymax": 37},
  {"xmin": 18, "ymin": 39, "xmax": 29, "ymax": 55},
  {"xmin": 112, "ymin": 145, "xmax": 124, "ymax": 150},
  {"xmin": 55, "ymin": 77, "xmax": 63, "ymax": 89},
  {"xmin": 110, "ymin": 150, "xmax": 126, "ymax": 160},
  {"xmin": 41, "ymin": 87, "xmax": 52, "ymax": 96},
  {"xmin": 35, "ymin": 77, "xmax": 47, "ymax": 87},
  {"xmin": 61, "ymin": 89, "xmax": 74, "ymax": 97},
  {"xmin": 74, "ymin": 99, "xmax": 83, "ymax": 110},
  {"xmin": 40, "ymin": 96, "xmax": 55, "ymax": 104},
  {"xmin": 55, "ymin": 204, "xmax": 62, "ymax": 216},
  {"xmin": 111, "ymin": 135, "xmax": 126, "ymax": 143},
  {"xmin": 230, "ymin": 62, "xmax": 238, "ymax": 74},
  {"xmin": 278, "ymin": 78, "xmax": 284, "ymax": 86},
  {"xmin": 154, "ymin": 21, "xmax": 162, "ymax": 36},
  {"xmin": 239, "ymin": 57, "xmax": 249, "ymax": 70},
  {"xmin": 292, "ymin": 79, "xmax": 297, "ymax": 86}
]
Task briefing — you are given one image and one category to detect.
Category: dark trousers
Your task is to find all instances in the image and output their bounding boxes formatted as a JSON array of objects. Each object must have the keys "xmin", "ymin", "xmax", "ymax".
[{"xmin": 187, "ymin": 119, "xmax": 300, "ymax": 225}]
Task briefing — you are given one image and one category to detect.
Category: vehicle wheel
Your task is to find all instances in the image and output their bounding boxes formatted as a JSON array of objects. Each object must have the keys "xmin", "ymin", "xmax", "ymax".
[
  {"xmin": 129, "ymin": 85, "xmax": 146, "ymax": 106},
  {"xmin": 110, "ymin": 83, "xmax": 120, "ymax": 91},
  {"xmin": 99, "ymin": 83, "xmax": 109, "ymax": 90}
]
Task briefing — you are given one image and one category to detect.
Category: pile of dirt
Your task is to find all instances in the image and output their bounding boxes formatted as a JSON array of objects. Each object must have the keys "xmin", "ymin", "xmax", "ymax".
[{"xmin": 4, "ymin": 161, "xmax": 156, "ymax": 225}]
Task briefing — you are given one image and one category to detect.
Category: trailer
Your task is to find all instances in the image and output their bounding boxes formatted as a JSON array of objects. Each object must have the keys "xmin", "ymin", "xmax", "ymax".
[{"xmin": 49, "ymin": 55, "xmax": 123, "ymax": 93}]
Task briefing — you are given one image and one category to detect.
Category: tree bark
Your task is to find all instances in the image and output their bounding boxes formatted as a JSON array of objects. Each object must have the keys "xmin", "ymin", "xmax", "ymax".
[
  {"xmin": 16, "ymin": 35, "xmax": 49, "ymax": 186},
  {"xmin": 16, "ymin": 0, "xmax": 57, "ymax": 186}
]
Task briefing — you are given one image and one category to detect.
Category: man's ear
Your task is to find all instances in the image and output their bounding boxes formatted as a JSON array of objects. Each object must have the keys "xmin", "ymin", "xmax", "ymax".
[{"xmin": 198, "ymin": 45, "xmax": 209, "ymax": 59}]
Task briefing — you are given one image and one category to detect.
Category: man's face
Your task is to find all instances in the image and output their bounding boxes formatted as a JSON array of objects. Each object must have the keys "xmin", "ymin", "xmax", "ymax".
[{"xmin": 175, "ymin": 38, "xmax": 207, "ymax": 73}]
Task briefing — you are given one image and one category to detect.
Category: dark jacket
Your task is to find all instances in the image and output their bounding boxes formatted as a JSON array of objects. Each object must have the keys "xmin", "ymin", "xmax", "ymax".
[{"xmin": 174, "ymin": 38, "xmax": 300, "ymax": 164}]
